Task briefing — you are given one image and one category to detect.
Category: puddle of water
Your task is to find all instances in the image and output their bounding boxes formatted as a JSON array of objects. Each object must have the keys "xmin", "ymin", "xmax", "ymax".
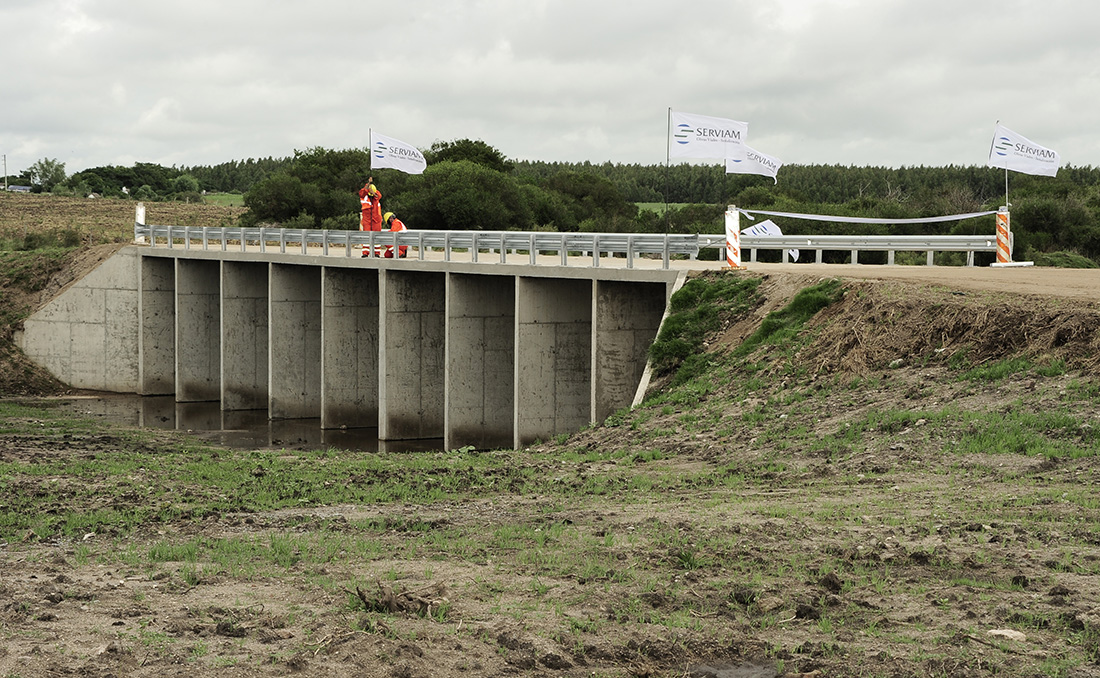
[{"xmin": 22, "ymin": 394, "xmax": 445, "ymax": 453}]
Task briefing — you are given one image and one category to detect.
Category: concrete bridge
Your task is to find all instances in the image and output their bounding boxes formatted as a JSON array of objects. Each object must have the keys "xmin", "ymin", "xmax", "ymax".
[{"xmin": 18, "ymin": 244, "xmax": 688, "ymax": 450}]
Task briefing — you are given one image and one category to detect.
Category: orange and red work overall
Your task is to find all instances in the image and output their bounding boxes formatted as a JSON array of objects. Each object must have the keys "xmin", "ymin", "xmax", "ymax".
[
  {"xmin": 359, "ymin": 183, "xmax": 383, "ymax": 232},
  {"xmin": 383, "ymin": 214, "xmax": 408, "ymax": 258}
]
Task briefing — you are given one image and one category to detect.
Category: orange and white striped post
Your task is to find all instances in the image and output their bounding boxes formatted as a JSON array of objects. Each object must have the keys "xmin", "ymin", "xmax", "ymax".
[
  {"xmin": 995, "ymin": 207, "xmax": 1011, "ymax": 264},
  {"xmin": 725, "ymin": 205, "xmax": 743, "ymax": 269}
]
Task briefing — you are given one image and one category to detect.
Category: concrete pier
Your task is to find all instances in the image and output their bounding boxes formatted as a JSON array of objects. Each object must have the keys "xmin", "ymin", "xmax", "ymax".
[
  {"xmin": 269, "ymin": 264, "xmax": 322, "ymax": 419},
  {"xmin": 18, "ymin": 247, "xmax": 678, "ymax": 449},
  {"xmin": 445, "ymin": 273, "xmax": 515, "ymax": 450},
  {"xmin": 221, "ymin": 261, "xmax": 268, "ymax": 410},
  {"xmin": 175, "ymin": 259, "xmax": 220, "ymax": 402}
]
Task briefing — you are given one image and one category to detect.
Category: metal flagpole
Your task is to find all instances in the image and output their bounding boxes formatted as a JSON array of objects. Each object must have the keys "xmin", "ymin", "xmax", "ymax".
[
  {"xmin": 665, "ymin": 108, "xmax": 671, "ymax": 233},
  {"xmin": 989, "ymin": 120, "xmax": 1009, "ymax": 209}
]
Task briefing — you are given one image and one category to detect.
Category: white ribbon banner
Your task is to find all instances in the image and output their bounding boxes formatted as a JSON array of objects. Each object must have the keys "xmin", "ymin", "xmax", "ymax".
[{"xmin": 738, "ymin": 209, "xmax": 997, "ymax": 225}]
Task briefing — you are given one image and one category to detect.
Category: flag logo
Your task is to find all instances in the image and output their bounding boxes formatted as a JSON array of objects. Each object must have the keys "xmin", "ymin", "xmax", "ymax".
[
  {"xmin": 986, "ymin": 124, "xmax": 1060, "ymax": 178},
  {"xmin": 669, "ymin": 111, "xmax": 748, "ymax": 160},
  {"xmin": 369, "ymin": 131, "xmax": 427, "ymax": 175}
]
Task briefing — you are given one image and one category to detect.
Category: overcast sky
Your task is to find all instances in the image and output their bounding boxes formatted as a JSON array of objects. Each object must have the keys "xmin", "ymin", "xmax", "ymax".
[{"xmin": 3, "ymin": 0, "xmax": 1098, "ymax": 176}]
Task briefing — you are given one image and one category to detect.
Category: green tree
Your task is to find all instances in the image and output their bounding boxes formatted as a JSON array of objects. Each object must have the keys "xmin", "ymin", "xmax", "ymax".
[
  {"xmin": 240, "ymin": 147, "xmax": 368, "ymax": 226},
  {"xmin": 424, "ymin": 139, "xmax": 512, "ymax": 173},
  {"xmin": 397, "ymin": 160, "xmax": 533, "ymax": 231},
  {"xmin": 243, "ymin": 173, "xmax": 315, "ymax": 225},
  {"xmin": 542, "ymin": 172, "xmax": 637, "ymax": 230},
  {"xmin": 28, "ymin": 158, "xmax": 66, "ymax": 192},
  {"xmin": 171, "ymin": 174, "xmax": 201, "ymax": 194}
]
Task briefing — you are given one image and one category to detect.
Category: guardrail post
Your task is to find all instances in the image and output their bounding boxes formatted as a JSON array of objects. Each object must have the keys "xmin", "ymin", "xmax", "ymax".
[
  {"xmin": 592, "ymin": 235, "xmax": 600, "ymax": 267},
  {"xmin": 560, "ymin": 234, "xmax": 568, "ymax": 266},
  {"xmin": 472, "ymin": 232, "xmax": 479, "ymax": 263},
  {"xmin": 627, "ymin": 236, "xmax": 634, "ymax": 269},
  {"xmin": 529, "ymin": 233, "xmax": 537, "ymax": 265},
  {"xmin": 926, "ymin": 251, "xmax": 934, "ymax": 266},
  {"xmin": 851, "ymin": 249, "xmax": 858, "ymax": 264}
]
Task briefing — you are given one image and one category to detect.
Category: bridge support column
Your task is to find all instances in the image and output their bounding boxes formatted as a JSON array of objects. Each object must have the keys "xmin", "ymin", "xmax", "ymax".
[
  {"xmin": 221, "ymin": 261, "xmax": 268, "ymax": 410},
  {"xmin": 379, "ymin": 270, "xmax": 445, "ymax": 440},
  {"xmin": 175, "ymin": 259, "xmax": 221, "ymax": 402},
  {"xmin": 269, "ymin": 264, "xmax": 321, "ymax": 419},
  {"xmin": 514, "ymin": 277, "xmax": 592, "ymax": 447},
  {"xmin": 445, "ymin": 273, "xmax": 515, "ymax": 450},
  {"xmin": 321, "ymin": 268, "xmax": 379, "ymax": 429},
  {"xmin": 139, "ymin": 256, "xmax": 175, "ymax": 395},
  {"xmin": 592, "ymin": 280, "xmax": 667, "ymax": 423}
]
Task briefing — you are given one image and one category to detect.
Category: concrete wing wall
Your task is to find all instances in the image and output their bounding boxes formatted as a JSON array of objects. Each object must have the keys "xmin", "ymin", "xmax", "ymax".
[{"xmin": 18, "ymin": 247, "xmax": 141, "ymax": 392}]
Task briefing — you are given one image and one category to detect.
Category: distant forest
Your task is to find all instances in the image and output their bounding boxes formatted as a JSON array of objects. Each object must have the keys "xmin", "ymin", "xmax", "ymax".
[{"xmin": 26, "ymin": 139, "xmax": 1100, "ymax": 264}]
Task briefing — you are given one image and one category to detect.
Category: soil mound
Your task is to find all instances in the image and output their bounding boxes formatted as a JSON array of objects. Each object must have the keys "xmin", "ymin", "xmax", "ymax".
[{"xmin": 800, "ymin": 278, "xmax": 1100, "ymax": 375}]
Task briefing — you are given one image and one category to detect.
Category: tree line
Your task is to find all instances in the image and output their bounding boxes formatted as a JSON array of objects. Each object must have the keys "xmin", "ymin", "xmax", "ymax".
[{"xmin": 11, "ymin": 140, "xmax": 1100, "ymax": 263}]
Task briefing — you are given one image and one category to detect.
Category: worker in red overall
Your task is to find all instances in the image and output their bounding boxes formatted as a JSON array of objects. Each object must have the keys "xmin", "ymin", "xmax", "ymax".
[
  {"xmin": 382, "ymin": 211, "xmax": 408, "ymax": 258},
  {"xmin": 359, "ymin": 178, "xmax": 383, "ymax": 256}
]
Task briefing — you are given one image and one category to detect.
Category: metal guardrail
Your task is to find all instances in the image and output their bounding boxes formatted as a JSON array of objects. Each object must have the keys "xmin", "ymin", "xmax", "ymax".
[
  {"xmin": 700, "ymin": 233, "xmax": 998, "ymax": 266},
  {"xmin": 135, "ymin": 223, "xmax": 999, "ymax": 268},
  {"xmin": 134, "ymin": 223, "xmax": 711, "ymax": 269}
]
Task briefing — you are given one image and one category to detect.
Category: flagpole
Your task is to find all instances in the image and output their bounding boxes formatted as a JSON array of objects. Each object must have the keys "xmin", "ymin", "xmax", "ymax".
[
  {"xmin": 989, "ymin": 120, "xmax": 1009, "ymax": 208},
  {"xmin": 665, "ymin": 108, "xmax": 671, "ymax": 233}
]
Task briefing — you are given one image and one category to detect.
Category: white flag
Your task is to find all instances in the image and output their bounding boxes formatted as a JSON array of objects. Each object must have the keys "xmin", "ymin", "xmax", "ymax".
[
  {"xmin": 726, "ymin": 145, "xmax": 781, "ymax": 183},
  {"xmin": 742, "ymin": 219, "xmax": 798, "ymax": 262},
  {"xmin": 987, "ymin": 124, "xmax": 1060, "ymax": 177},
  {"xmin": 669, "ymin": 111, "xmax": 748, "ymax": 160},
  {"xmin": 370, "ymin": 130, "xmax": 427, "ymax": 174}
]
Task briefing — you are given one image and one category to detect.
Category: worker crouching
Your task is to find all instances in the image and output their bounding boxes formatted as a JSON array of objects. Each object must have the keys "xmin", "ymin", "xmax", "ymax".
[
  {"xmin": 382, "ymin": 212, "xmax": 408, "ymax": 258},
  {"xmin": 362, "ymin": 211, "xmax": 409, "ymax": 258}
]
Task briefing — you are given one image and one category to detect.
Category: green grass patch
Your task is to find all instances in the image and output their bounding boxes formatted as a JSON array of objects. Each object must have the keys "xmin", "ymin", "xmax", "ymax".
[
  {"xmin": 202, "ymin": 192, "xmax": 245, "ymax": 207},
  {"xmin": 1032, "ymin": 250, "xmax": 1099, "ymax": 268},
  {"xmin": 736, "ymin": 278, "xmax": 845, "ymax": 356},
  {"xmin": 960, "ymin": 357, "xmax": 1033, "ymax": 382},
  {"xmin": 648, "ymin": 274, "xmax": 762, "ymax": 383}
]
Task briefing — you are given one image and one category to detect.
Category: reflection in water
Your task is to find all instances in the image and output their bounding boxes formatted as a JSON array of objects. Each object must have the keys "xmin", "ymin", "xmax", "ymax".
[{"xmin": 39, "ymin": 395, "xmax": 445, "ymax": 453}]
